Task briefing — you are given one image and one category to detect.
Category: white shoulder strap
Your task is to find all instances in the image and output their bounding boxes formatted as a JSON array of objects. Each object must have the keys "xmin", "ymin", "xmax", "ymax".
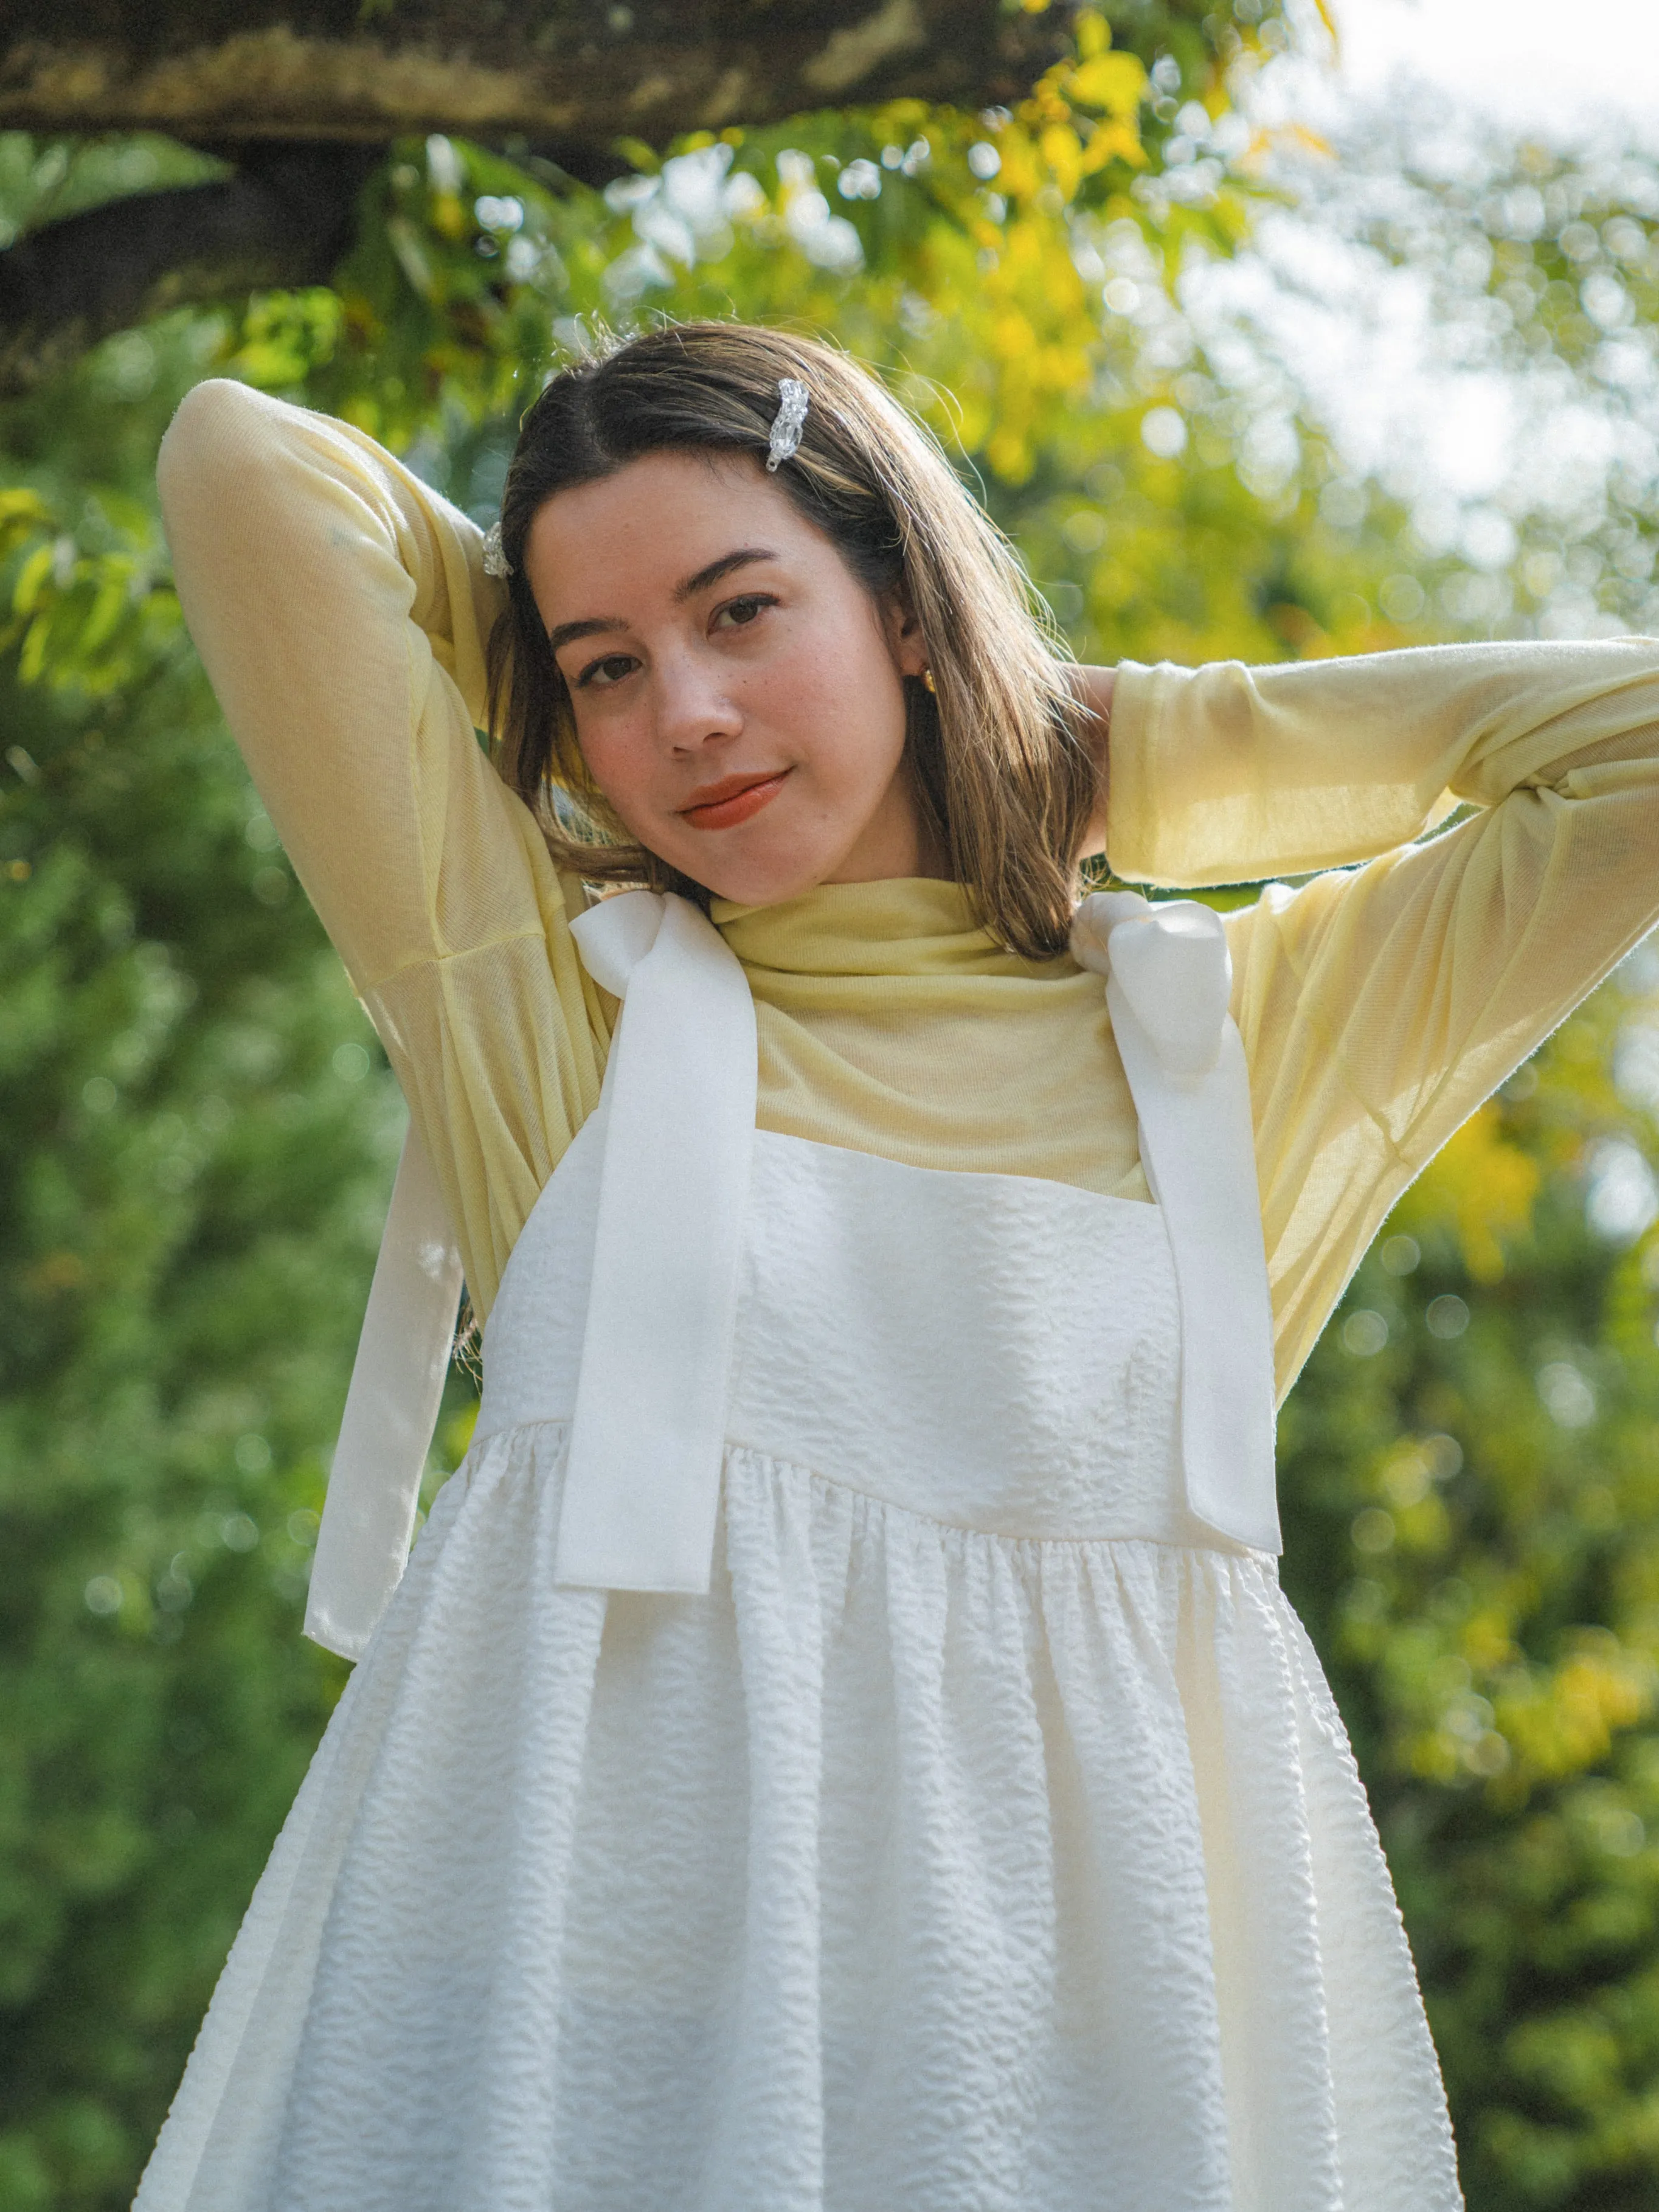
[
  {"xmin": 1071, "ymin": 892, "xmax": 1280, "ymax": 1555},
  {"xmin": 305, "ymin": 1115, "xmax": 464, "ymax": 1659},
  {"xmin": 554, "ymin": 891, "xmax": 758, "ymax": 1590},
  {"xmin": 306, "ymin": 890, "xmax": 754, "ymax": 1656},
  {"xmin": 309, "ymin": 882, "xmax": 1272, "ymax": 1659}
]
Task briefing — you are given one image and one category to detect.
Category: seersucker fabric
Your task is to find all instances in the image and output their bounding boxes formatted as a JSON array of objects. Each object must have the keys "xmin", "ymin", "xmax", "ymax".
[
  {"xmin": 135, "ymin": 896, "xmax": 1464, "ymax": 2212},
  {"xmin": 307, "ymin": 888, "xmax": 1278, "ymax": 1651}
]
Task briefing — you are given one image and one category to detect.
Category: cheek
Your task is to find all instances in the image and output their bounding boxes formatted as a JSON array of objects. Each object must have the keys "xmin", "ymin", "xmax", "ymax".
[
  {"xmin": 572, "ymin": 715, "xmax": 650, "ymax": 822},
  {"xmin": 764, "ymin": 629, "xmax": 909, "ymax": 788}
]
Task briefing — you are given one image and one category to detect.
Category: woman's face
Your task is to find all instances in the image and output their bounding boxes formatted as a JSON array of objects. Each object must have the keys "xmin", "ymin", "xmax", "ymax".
[{"xmin": 522, "ymin": 448, "xmax": 936, "ymax": 907}]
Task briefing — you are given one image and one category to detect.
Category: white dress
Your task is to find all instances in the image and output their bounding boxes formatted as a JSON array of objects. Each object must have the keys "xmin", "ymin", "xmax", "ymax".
[{"xmin": 135, "ymin": 892, "xmax": 1464, "ymax": 2212}]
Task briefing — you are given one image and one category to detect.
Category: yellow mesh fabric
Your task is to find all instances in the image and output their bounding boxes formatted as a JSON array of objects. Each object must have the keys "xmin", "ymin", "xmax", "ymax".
[
  {"xmin": 1112, "ymin": 655, "xmax": 1659, "ymax": 1387},
  {"xmin": 159, "ymin": 381, "xmax": 1659, "ymax": 1399},
  {"xmin": 715, "ymin": 881, "xmax": 1148, "ymax": 1207}
]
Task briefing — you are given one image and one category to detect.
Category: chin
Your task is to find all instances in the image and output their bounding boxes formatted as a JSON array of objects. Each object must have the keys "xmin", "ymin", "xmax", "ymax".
[
  {"xmin": 694, "ymin": 864, "xmax": 822, "ymax": 910},
  {"xmin": 672, "ymin": 838, "xmax": 836, "ymax": 912},
  {"xmin": 639, "ymin": 805, "xmax": 797, "ymax": 901}
]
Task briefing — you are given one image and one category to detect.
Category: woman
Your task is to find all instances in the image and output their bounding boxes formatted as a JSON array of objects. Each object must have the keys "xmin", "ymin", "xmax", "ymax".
[{"xmin": 139, "ymin": 321, "xmax": 1659, "ymax": 2210}]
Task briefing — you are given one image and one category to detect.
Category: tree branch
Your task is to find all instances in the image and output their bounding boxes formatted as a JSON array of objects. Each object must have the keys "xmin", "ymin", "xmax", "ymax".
[
  {"xmin": 0, "ymin": 147, "xmax": 378, "ymax": 397},
  {"xmin": 0, "ymin": 0, "xmax": 1087, "ymax": 395},
  {"xmin": 0, "ymin": 1, "xmax": 1077, "ymax": 144}
]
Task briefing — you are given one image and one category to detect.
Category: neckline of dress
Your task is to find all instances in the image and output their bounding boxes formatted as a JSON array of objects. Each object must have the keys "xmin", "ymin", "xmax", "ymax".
[{"xmin": 711, "ymin": 876, "xmax": 1074, "ymax": 982}]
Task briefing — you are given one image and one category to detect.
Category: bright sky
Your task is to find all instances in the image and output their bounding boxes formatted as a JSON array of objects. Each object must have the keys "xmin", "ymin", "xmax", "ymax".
[
  {"xmin": 1325, "ymin": 0, "xmax": 1659, "ymax": 137},
  {"xmin": 1183, "ymin": 0, "xmax": 1659, "ymax": 615}
]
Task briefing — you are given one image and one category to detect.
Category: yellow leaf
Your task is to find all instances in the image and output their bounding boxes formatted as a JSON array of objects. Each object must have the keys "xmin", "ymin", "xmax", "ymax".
[
  {"xmin": 1281, "ymin": 123, "xmax": 1335, "ymax": 159},
  {"xmin": 1497, "ymin": 1642, "xmax": 1653, "ymax": 1780},
  {"xmin": 997, "ymin": 142, "xmax": 1041, "ymax": 199},
  {"xmin": 1039, "ymin": 123, "xmax": 1083, "ymax": 202},
  {"xmin": 429, "ymin": 191, "xmax": 468, "ymax": 243},
  {"xmin": 1069, "ymin": 52, "xmax": 1146, "ymax": 120},
  {"xmin": 442, "ymin": 1401, "xmax": 480, "ymax": 1464},
  {"xmin": 0, "ymin": 488, "xmax": 49, "ymax": 535},
  {"xmin": 1396, "ymin": 1103, "xmax": 1540, "ymax": 1283},
  {"xmin": 1075, "ymin": 9, "xmax": 1110, "ymax": 58},
  {"xmin": 987, "ymin": 427, "xmax": 1029, "ymax": 478},
  {"xmin": 78, "ymin": 572, "xmax": 130, "ymax": 658},
  {"xmin": 992, "ymin": 310, "xmax": 1037, "ymax": 361},
  {"xmin": 12, "ymin": 542, "xmax": 56, "ymax": 619},
  {"xmin": 18, "ymin": 609, "xmax": 51, "ymax": 684},
  {"xmin": 1082, "ymin": 119, "xmax": 1148, "ymax": 173},
  {"xmin": 1463, "ymin": 1610, "xmax": 1516, "ymax": 1672}
]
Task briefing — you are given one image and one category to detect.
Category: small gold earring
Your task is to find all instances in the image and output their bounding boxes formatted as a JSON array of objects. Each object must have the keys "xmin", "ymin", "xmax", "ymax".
[{"xmin": 921, "ymin": 667, "xmax": 936, "ymax": 693}]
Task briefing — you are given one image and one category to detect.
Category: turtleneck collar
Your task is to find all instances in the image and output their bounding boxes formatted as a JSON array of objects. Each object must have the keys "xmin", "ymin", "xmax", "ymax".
[{"xmin": 711, "ymin": 877, "xmax": 1073, "ymax": 981}]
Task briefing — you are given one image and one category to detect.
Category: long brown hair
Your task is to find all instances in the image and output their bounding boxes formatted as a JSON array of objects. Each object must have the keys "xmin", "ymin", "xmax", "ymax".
[{"xmin": 485, "ymin": 322, "xmax": 1097, "ymax": 960}]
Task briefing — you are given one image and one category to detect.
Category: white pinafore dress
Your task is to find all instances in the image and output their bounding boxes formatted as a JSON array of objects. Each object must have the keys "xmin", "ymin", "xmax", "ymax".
[{"xmin": 136, "ymin": 890, "xmax": 1464, "ymax": 2212}]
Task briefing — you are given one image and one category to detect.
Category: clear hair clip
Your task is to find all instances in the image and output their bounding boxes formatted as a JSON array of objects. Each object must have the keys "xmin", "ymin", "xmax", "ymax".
[
  {"xmin": 766, "ymin": 378, "xmax": 809, "ymax": 471},
  {"xmin": 481, "ymin": 521, "xmax": 513, "ymax": 579}
]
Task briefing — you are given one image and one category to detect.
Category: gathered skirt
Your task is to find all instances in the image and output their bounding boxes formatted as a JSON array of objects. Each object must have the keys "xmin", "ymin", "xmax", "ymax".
[{"xmin": 136, "ymin": 1420, "xmax": 1462, "ymax": 2212}]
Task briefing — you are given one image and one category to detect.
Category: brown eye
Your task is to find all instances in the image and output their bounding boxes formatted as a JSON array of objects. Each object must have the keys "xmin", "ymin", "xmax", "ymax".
[
  {"xmin": 575, "ymin": 652, "xmax": 639, "ymax": 690},
  {"xmin": 713, "ymin": 593, "xmax": 777, "ymax": 631}
]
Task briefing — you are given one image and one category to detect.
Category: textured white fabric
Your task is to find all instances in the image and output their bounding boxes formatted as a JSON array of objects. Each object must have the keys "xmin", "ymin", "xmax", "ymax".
[
  {"xmin": 303, "ymin": 1118, "xmax": 462, "ymax": 1660},
  {"xmin": 137, "ymin": 1134, "xmax": 1462, "ymax": 2212},
  {"xmin": 486, "ymin": 1133, "xmax": 1212, "ymax": 1547},
  {"xmin": 557, "ymin": 893, "xmax": 758, "ymax": 1592},
  {"xmin": 310, "ymin": 888, "xmax": 1276, "ymax": 1635},
  {"xmin": 1070, "ymin": 893, "xmax": 1280, "ymax": 1554}
]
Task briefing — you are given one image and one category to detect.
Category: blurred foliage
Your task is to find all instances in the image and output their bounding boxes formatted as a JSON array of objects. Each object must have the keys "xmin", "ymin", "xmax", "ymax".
[
  {"xmin": 1283, "ymin": 952, "xmax": 1659, "ymax": 2211},
  {"xmin": 1191, "ymin": 99, "xmax": 1659, "ymax": 644},
  {"xmin": 1, "ymin": 5, "xmax": 1658, "ymax": 2204}
]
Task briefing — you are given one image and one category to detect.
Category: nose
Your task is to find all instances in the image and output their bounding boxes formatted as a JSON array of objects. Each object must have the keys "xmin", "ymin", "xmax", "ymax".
[{"xmin": 651, "ymin": 641, "xmax": 743, "ymax": 757}]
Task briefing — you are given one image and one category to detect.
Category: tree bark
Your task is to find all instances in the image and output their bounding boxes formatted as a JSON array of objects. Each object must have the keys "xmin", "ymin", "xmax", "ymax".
[
  {"xmin": 0, "ymin": 147, "xmax": 378, "ymax": 398},
  {"xmin": 0, "ymin": 0, "xmax": 1081, "ymax": 397},
  {"xmin": 0, "ymin": 1, "xmax": 1076, "ymax": 147}
]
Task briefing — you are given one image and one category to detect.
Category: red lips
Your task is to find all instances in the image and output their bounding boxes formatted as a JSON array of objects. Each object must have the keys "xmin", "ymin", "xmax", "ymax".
[{"xmin": 678, "ymin": 769, "xmax": 791, "ymax": 830}]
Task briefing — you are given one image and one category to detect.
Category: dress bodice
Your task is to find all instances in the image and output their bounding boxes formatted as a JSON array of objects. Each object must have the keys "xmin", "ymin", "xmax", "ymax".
[
  {"xmin": 479, "ymin": 1122, "xmax": 1231, "ymax": 1550},
  {"xmin": 307, "ymin": 889, "xmax": 1279, "ymax": 1654}
]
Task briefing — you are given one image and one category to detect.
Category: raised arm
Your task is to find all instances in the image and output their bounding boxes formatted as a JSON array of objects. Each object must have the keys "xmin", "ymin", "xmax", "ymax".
[
  {"xmin": 158, "ymin": 381, "xmax": 610, "ymax": 1317},
  {"xmin": 1105, "ymin": 640, "xmax": 1659, "ymax": 1395}
]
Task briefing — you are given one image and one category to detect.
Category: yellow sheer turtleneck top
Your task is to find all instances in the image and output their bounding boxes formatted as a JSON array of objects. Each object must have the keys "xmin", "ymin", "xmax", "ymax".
[{"xmin": 157, "ymin": 380, "xmax": 1659, "ymax": 1399}]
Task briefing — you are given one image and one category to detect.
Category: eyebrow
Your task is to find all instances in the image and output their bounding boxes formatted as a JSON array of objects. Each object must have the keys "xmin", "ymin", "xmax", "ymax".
[{"xmin": 545, "ymin": 546, "xmax": 780, "ymax": 656}]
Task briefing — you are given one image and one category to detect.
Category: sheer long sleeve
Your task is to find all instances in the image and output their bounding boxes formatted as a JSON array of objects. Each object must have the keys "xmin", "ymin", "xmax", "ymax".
[
  {"xmin": 161, "ymin": 389, "xmax": 1659, "ymax": 1383},
  {"xmin": 158, "ymin": 380, "xmax": 612, "ymax": 1319},
  {"xmin": 1106, "ymin": 642, "xmax": 1659, "ymax": 1395}
]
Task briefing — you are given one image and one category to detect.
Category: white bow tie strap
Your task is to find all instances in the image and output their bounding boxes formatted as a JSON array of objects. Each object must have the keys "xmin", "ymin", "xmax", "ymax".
[
  {"xmin": 1070, "ymin": 891, "xmax": 1280, "ymax": 1556},
  {"xmin": 308, "ymin": 881, "xmax": 1272, "ymax": 1662},
  {"xmin": 556, "ymin": 891, "xmax": 758, "ymax": 1592},
  {"xmin": 304, "ymin": 891, "xmax": 753, "ymax": 1659},
  {"xmin": 305, "ymin": 1116, "xmax": 465, "ymax": 1660}
]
